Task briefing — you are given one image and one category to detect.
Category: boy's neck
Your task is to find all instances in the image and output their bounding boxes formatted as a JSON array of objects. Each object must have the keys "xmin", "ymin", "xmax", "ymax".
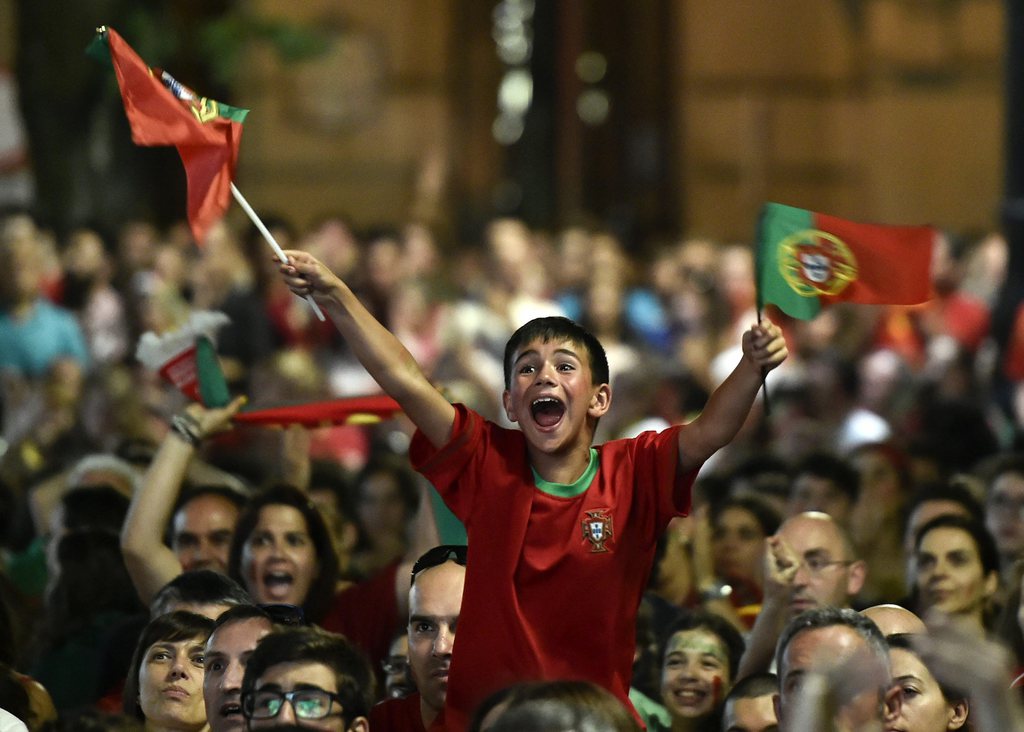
[{"xmin": 528, "ymin": 445, "xmax": 594, "ymax": 485}]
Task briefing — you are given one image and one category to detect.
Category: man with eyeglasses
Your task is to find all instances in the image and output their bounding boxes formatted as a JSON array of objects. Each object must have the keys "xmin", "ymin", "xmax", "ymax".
[
  {"xmin": 737, "ymin": 512, "xmax": 867, "ymax": 679},
  {"xmin": 370, "ymin": 545, "xmax": 466, "ymax": 731},
  {"xmin": 241, "ymin": 627, "xmax": 375, "ymax": 732}
]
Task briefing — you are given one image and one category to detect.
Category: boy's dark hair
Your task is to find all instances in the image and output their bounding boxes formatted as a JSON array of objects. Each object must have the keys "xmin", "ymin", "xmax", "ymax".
[
  {"xmin": 123, "ymin": 611, "xmax": 215, "ymax": 719},
  {"xmin": 241, "ymin": 627, "xmax": 375, "ymax": 726},
  {"xmin": 659, "ymin": 609, "xmax": 746, "ymax": 680},
  {"xmin": 914, "ymin": 514, "xmax": 1000, "ymax": 577},
  {"xmin": 725, "ymin": 671, "xmax": 778, "ymax": 701},
  {"xmin": 793, "ymin": 452, "xmax": 860, "ymax": 504},
  {"xmin": 503, "ymin": 317, "xmax": 609, "ymax": 389},
  {"xmin": 150, "ymin": 569, "xmax": 254, "ymax": 618},
  {"xmin": 228, "ymin": 485, "xmax": 339, "ymax": 624}
]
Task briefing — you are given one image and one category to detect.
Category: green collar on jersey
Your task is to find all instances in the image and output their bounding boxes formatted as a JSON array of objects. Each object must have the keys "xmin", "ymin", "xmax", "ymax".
[{"xmin": 532, "ymin": 448, "xmax": 598, "ymax": 497}]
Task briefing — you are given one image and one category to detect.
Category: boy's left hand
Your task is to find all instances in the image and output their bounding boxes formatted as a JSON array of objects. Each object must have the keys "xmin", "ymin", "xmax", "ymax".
[{"xmin": 741, "ymin": 321, "xmax": 787, "ymax": 372}]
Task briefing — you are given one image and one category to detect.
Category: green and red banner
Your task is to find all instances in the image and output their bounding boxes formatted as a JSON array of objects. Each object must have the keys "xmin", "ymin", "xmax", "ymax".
[
  {"xmin": 756, "ymin": 202, "xmax": 936, "ymax": 320},
  {"xmin": 91, "ymin": 27, "xmax": 248, "ymax": 245}
]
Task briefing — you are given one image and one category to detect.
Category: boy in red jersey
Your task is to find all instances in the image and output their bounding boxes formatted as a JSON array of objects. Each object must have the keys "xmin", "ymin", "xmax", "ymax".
[{"xmin": 277, "ymin": 249, "xmax": 787, "ymax": 731}]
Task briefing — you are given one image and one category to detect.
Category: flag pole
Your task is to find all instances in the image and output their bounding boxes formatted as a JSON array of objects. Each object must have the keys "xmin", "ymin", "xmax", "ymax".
[
  {"xmin": 756, "ymin": 308, "xmax": 772, "ymax": 417},
  {"xmin": 230, "ymin": 183, "xmax": 326, "ymax": 322}
]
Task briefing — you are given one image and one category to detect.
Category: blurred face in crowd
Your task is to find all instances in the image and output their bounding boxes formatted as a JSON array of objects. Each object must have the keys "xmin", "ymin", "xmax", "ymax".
[
  {"xmin": 137, "ymin": 635, "xmax": 209, "ymax": 731},
  {"xmin": 776, "ymin": 513, "xmax": 865, "ymax": 617},
  {"xmin": 985, "ymin": 469, "xmax": 1024, "ymax": 562},
  {"xmin": 852, "ymin": 446, "xmax": 905, "ymax": 509},
  {"xmin": 903, "ymin": 500, "xmax": 972, "ymax": 590},
  {"xmin": 383, "ymin": 633, "xmax": 414, "ymax": 700},
  {"xmin": 173, "ymin": 494, "xmax": 240, "ymax": 575},
  {"xmin": 723, "ymin": 693, "xmax": 777, "ymax": 732},
  {"xmin": 242, "ymin": 505, "xmax": 319, "ymax": 607},
  {"xmin": 712, "ymin": 506, "xmax": 768, "ymax": 585},
  {"xmin": 915, "ymin": 526, "xmax": 997, "ymax": 624},
  {"xmin": 777, "ymin": 625, "xmax": 892, "ymax": 732},
  {"xmin": 358, "ymin": 470, "xmax": 409, "ymax": 540},
  {"xmin": 787, "ymin": 474, "xmax": 853, "ymax": 527},
  {"xmin": 408, "ymin": 561, "xmax": 465, "ymax": 717},
  {"xmin": 660, "ymin": 627, "xmax": 732, "ymax": 723},
  {"xmin": 204, "ymin": 617, "xmax": 273, "ymax": 732},
  {"xmin": 886, "ymin": 647, "xmax": 968, "ymax": 732}
]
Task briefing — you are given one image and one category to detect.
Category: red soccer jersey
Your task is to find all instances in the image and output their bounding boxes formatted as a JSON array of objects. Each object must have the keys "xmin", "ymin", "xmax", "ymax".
[{"xmin": 409, "ymin": 404, "xmax": 696, "ymax": 731}]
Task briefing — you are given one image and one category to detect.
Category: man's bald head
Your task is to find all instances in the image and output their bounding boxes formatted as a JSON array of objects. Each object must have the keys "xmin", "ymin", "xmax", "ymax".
[
  {"xmin": 775, "ymin": 511, "xmax": 866, "ymax": 616},
  {"xmin": 860, "ymin": 604, "xmax": 926, "ymax": 637}
]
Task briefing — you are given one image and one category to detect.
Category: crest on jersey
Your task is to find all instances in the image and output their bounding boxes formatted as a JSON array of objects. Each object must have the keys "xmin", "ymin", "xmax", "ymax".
[
  {"xmin": 778, "ymin": 229, "xmax": 859, "ymax": 297},
  {"xmin": 582, "ymin": 509, "xmax": 614, "ymax": 553}
]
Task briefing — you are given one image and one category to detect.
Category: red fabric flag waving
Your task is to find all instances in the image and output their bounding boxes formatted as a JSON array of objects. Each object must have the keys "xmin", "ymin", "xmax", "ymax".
[
  {"xmin": 93, "ymin": 27, "xmax": 248, "ymax": 244},
  {"xmin": 756, "ymin": 202, "xmax": 936, "ymax": 320}
]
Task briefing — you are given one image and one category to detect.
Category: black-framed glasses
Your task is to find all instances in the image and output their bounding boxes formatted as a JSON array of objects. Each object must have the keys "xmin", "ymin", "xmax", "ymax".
[
  {"xmin": 257, "ymin": 603, "xmax": 307, "ymax": 627},
  {"xmin": 410, "ymin": 545, "xmax": 467, "ymax": 582},
  {"xmin": 798, "ymin": 555, "xmax": 854, "ymax": 575},
  {"xmin": 242, "ymin": 687, "xmax": 342, "ymax": 720}
]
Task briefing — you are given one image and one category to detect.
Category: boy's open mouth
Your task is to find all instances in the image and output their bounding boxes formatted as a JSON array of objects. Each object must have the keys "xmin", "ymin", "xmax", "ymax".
[{"xmin": 531, "ymin": 397, "xmax": 565, "ymax": 427}]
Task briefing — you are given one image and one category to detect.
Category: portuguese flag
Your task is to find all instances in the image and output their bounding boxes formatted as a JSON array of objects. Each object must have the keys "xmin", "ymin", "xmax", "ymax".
[
  {"xmin": 756, "ymin": 202, "xmax": 936, "ymax": 320},
  {"xmin": 90, "ymin": 27, "xmax": 248, "ymax": 245}
]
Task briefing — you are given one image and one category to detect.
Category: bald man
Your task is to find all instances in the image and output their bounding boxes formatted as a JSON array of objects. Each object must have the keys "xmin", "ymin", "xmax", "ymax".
[
  {"xmin": 737, "ymin": 512, "xmax": 868, "ymax": 679},
  {"xmin": 860, "ymin": 604, "xmax": 926, "ymax": 637}
]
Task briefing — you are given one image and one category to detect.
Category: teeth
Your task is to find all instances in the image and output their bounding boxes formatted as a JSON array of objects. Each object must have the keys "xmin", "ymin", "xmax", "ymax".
[{"xmin": 532, "ymin": 397, "xmax": 560, "ymax": 406}]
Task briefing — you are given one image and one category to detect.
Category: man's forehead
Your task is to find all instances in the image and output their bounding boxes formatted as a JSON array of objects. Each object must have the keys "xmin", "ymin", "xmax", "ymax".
[
  {"xmin": 785, "ymin": 625, "xmax": 865, "ymax": 669},
  {"xmin": 779, "ymin": 516, "xmax": 843, "ymax": 553},
  {"xmin": 208, "ymin": 617, "xmax": 273, "ymax": 650}
]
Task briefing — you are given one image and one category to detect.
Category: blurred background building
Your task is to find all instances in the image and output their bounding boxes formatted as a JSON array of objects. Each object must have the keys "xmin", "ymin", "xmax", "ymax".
[{"xmin": 0, "ymin": 0, "xmax": 1007, "ymax": 250}]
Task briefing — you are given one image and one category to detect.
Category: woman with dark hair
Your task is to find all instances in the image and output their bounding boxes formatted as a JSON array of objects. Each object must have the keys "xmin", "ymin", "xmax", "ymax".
[
  {"xmin": 227, "ymin": 485, "xmax": 339, "ymax": 626},
  {"xmin": 30, "ymin": 528, "xmax": 144, "ymax": 712},
  {"xmin": 885, "ymin": 633, "xmax": 969, "ymax": 732},
  {"xmin": 350, "ymin": 454, "xmax": 420, "ymax": 580},
  {"xmin": 914, "ymin": 514, "xmax": 1001, "ymax": 636},
  {"xmin": 656, "ymin": 610, "xmax": 745, "ymax": 732},
  {"xmin": 123, "ymin": 611, "xmax": 214, "ymax": 731}
]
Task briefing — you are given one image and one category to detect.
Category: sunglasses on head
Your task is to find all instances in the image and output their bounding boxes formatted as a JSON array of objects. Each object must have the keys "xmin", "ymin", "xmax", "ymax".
[
  {"xmin": 257, "ymin": 603, "xmax": 307, "ymax": 626},
  {"xmin": 410, "ymin": 545, "xmax": 467, "ymax": 582}
]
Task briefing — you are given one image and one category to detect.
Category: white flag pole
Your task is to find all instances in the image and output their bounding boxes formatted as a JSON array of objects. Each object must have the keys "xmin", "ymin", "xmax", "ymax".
[{"xmin": 230, "ymin": 182, "xmax": 325, "ymax": 321}]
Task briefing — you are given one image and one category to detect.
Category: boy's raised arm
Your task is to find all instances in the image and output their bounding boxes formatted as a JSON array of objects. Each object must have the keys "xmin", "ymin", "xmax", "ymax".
[
  {"xmin": 677, "ymin": 321, "xmax": 787, "ymax": 474},
  {"xmin": 279, "ymin": 250, "xmax": 456, "ymax": 448}
]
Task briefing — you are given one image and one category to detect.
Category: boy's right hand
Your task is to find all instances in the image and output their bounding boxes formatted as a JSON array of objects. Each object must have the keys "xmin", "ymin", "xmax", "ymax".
[{"xmin": 277, "ymin": 249, "xmax": 341, "ymax": 299}]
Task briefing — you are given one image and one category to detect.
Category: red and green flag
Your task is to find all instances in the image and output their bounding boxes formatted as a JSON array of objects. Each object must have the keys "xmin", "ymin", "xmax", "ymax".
[
  {"xmin": 756, "ymin": 202, "xmax": 936, "ymax": 320},
  {"xmin": 90, "ymin": 26, "xmax": 248, "ymax": 245}
]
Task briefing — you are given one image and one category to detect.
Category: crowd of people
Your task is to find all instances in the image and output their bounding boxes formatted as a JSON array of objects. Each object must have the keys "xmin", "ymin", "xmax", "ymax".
[{"xmin": 1, "ymin": 202, "xmax": 1024, "ymax": 732}]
